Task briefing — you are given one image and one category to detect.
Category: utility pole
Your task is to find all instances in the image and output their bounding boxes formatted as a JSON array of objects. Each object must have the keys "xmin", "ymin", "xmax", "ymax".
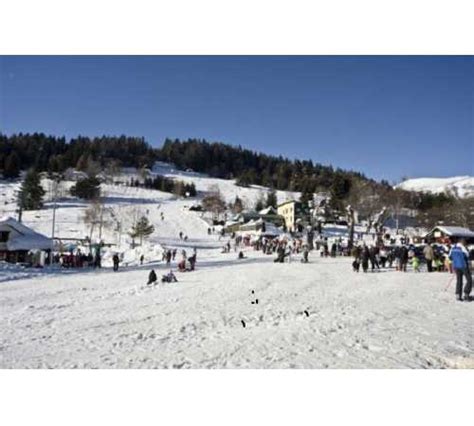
[{"xmin": 51, "ymin": 176, "xmax": 60, "ymax": 242}]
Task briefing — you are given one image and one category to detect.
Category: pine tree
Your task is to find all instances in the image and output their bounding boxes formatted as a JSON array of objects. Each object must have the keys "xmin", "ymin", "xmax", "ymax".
[
  {"xmin": 266, "ymin": 189, "xmax": 278, "ymax": 209},
  {"xmin": 18, "ymin": 168, "xmax": 46, "ymax": 210},
  {"xmin": 70, "ymin": 177, "xmax": 101, "ymax": 200},
  {"xmin": 129, "ymin": 216, "xmax": 155, "ymax": 245},
  {"xmin": 3, "ymin": 152, "xmax": 21, "ymax": 178},
  {"xmin": 173, "ymin": 180, "xmax": 185, "ymax": 197},
  {"xmin": 232, "ymin": 196, "xmax": 244, "ymax": 214},
  {"xmin": 75, "ymin": 154, "xmax": 90, "ymax": 172},
  {"xmin": 254, "ymin": 197, "xmax": 264, "ymax": 212},
  {"xmin": 299, "ymin": 188, "xmax": 314, "ymax": 206}
]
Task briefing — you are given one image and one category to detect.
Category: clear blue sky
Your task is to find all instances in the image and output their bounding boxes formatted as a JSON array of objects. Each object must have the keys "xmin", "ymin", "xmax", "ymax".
[{"xmin": 0, "ymin": 56, "xmax": 472, "ymax": 182}]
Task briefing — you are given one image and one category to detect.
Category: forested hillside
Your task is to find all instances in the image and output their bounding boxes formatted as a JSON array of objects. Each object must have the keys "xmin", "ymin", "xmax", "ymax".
[
  {"xmin": 2, "ymin": 132, "xmax": 470, "ymax": 228},
  {"xmin": 0, "ymin": 133, "xmax": 156, "ymax": 177}
]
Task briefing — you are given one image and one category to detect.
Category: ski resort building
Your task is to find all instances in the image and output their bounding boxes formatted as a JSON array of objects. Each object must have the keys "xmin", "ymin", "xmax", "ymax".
[
  {"xmin": 425, "ymin": 225, "xmax": 474, "ymax": 245},
  {"xmin": 224, "ymin": 210, "xmax": 284, "ymax": 233},
  {"xmin": 0, "ymin": 217, "xmax": 53, "ymax": 264},
  {"xmin": 277, "ymin": 200, "xmax": 306, "ymax": 232}
]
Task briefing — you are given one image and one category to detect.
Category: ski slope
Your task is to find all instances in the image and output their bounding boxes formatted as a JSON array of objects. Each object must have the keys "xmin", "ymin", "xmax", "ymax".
[
  {"xmin": 396, "ymin": 176, "xmax": 474, "ymax": 198},
  {"xmin": 151, "ymin": 161, "xmax": 300, "ymax": 206}
]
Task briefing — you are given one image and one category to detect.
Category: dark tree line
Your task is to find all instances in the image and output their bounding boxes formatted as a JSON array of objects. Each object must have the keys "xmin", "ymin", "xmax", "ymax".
[
  {"xmin": 0, "ymin": 132, "xmax": 156, "ymax": 177},
  {"xmin": 2, "ymin": 132, "xmax": 470, "ymax": 229},
  {"xmin": 156, "ymin": 138, "xmax": 371, "ymax": 199},
  {"xmin": 129, "ymin": 177, "xmax": 197, "ymax": 198}
]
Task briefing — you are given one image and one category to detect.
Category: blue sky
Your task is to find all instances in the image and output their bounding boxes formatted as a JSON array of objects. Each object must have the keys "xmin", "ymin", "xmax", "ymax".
[{"xmin": 0, "ymin": 56, "xmax": 472, "ymax": 182}]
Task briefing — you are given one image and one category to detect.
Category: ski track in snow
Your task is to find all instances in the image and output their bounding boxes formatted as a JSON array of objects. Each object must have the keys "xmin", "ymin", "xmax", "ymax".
[{"xmin": 1, "ymin": 168, "xmax": 473, "ymax": 368}]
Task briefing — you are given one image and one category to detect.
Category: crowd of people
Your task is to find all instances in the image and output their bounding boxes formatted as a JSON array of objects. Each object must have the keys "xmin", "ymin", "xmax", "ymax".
[
  {"xmin": 347, "ymin": 239, "xmax": 472, "ymax": 302},
  {"xmin": 43, "ymin": 224, "xmax": 473, "ymax": 303},
  {"xmin": 53, "ymin": 248, "xmax": 102, "ymax": 269},
  {"xmin": 349, "ymin": 241, "xmax": 468, "ymax": 274}
]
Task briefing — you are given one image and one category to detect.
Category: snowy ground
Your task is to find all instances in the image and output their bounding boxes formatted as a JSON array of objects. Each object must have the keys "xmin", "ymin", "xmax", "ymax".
[
  {"xmin": 1, "ymin": 166, "xmax": 473, "ymax": 368},
  {"xmin": 1, "ymin": 239, "xmax": 473, "ymax": 368}
]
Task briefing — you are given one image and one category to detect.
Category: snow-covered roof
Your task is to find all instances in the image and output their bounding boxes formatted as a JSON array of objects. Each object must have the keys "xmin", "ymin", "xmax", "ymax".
[
  {"xmin": 259, "ymin": 206, "xmax": 276, "ymax": 215},
  {"xmin": 0, "ymin": 217, "xmax": 53, "ymax": 251},
  {"xmin": 430, "ymin": 226, "xmax": 474, "ymax": 238}
]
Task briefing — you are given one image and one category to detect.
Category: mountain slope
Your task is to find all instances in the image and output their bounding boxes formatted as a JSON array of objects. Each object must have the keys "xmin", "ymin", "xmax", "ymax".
[{"xmin": 396, "ymin": 176, "xmax": 474, "ymax": 198}]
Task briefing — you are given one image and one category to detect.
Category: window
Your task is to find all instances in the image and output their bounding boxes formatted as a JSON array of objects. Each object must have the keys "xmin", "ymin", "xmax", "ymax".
[{"xmin": 0, "ymin": 231, "xmax": 9, "ymax": 243}]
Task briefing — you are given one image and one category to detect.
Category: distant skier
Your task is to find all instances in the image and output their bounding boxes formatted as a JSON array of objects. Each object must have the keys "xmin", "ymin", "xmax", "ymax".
[
  {"xmin": 140, "ymin": 254, "xmax": 144, "ymax": 265},
  {"xmin": 147, "ymin": 269, "xmax": 157, "ymax": 285},
  {"xmin": 179, "ymin": 231, "xmax": 183, "ymax": 240},
  {"xmin": 172, "ymin": 249, "xmax": 177, "ymax": 261},
  {"xmin": 112, "ymin": 253, "xmax": 120, "ymax": 271}
]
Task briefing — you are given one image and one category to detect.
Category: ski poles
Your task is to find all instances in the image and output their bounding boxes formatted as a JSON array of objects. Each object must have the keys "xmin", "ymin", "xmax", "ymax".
[{"xmin": 444, "ymin": 275, "xmax": 455, "ymax": 292}]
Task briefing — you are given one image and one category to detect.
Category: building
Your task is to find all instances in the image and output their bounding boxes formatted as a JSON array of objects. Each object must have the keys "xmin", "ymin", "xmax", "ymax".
[
  {"xmin": 277, "ymin": 200, "xmax": 305, "ymax": 232},
  {"xmin": 0, "ymin": 217, "xmax": 53, "ymax": 264},
  {"xmin": 224, "ymin": 210, "xmax": 284, "ymax": 233},
  {"xmin": 425, "ymin": 225, "xmax": 474, "ymax": 245}
]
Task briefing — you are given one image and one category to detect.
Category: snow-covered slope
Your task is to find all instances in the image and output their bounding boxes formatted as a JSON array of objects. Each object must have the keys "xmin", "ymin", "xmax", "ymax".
[
  {"xmin": 151, "ymin": 161, "xmax": 300, "ymax": 207},
  {"xmin": 0, "ymin": 162, "xmax": 300, "ymax": 268},
  {"xmin": 2, "ymin": 254, "xmax": 473, "ymax": 368},
  {"xmin": 396, "ymin": 176, "xmax": 474, "ymax": 198}
]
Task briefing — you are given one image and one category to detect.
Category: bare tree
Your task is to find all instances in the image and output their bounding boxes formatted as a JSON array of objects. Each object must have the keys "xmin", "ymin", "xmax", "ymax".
[
  {"xmin": 138, "ymin": 166, "xmax": 150, "ymax": 183},
  {"xmin": 202, "ymin": 186, "xmax": 226, "ymax": 221},
  {"xmin": 417, "ymin": 196, "xmax": 474, "ymax": 229},
  {"xmin": 104, "ymin": 160, "xmax": 122, "ymax": 183},
  {"xmin": 346, "ymin": 205, "xmax": 356, "ymax": 249},
  {"xmin": 346, "ymin": 180, "xmax": 387, "ymax": 233},
  {"xmin": 83, "ymin": 200, "xmax": 102, "ymax": 243},
  {"xmin": 85, "ymin": 159, "xmax": 101, "ymax": 178},
  {"xmin": 83, "ymin": 197, "xmax": 111, "ymax": 243}
]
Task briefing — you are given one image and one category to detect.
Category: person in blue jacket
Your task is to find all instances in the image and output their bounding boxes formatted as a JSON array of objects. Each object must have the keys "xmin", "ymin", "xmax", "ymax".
[{"xmin": 449, "ymin": 239, "xmax": 472, "ymax": 302}]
